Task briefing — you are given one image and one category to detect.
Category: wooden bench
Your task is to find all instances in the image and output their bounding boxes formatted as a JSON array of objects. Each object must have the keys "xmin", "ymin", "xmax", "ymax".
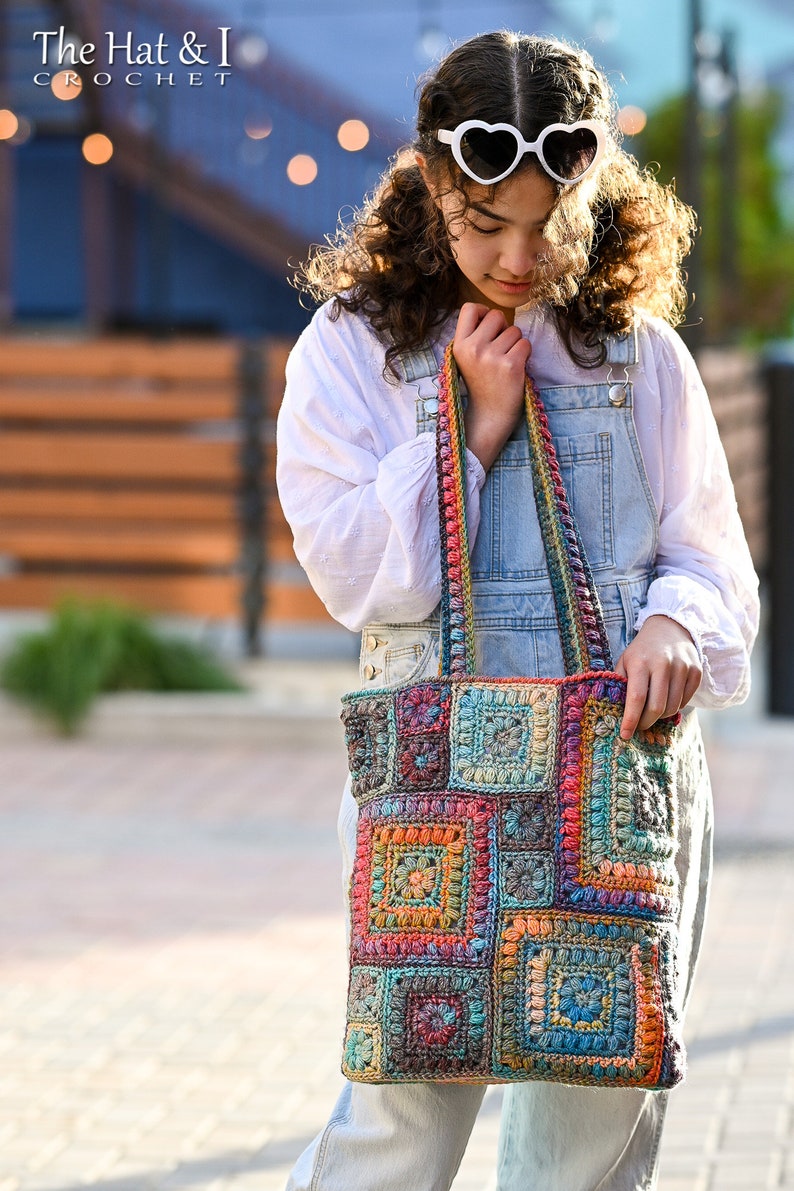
[{"xmin": 0, "ymin": 335, "xmax": 332, "ymax": 650}]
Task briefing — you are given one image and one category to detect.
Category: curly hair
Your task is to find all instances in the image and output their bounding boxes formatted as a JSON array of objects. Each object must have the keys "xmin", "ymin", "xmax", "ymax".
[{"xmin": 296, "ymin": 31, "xmax": 696, "ymax": 373}]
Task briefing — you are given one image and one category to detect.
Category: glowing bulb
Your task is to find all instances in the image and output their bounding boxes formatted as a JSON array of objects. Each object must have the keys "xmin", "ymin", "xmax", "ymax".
[
  {"xmin": 287, "ymin": 154, "xmax": 318, "ymax": 185},
  {"xmin": 0, "ymin": 109, "xmax": 19, "ymax": 140},
  {"xmin": 338, "ymin": 119, "xmax": 370, "ymax": 152},
  {"xmin": 245, "ymin": 115, "xmax": 273, "ymax": 140},
  {"xmin": 9, "ymin": 116, "xmax": 33, "ymax": 145},
  {"xmin": 83, "ymin": 133, "xmax": 113, "ymax": 165},
  {"xmin": 51, "ymin": 70, "xmax": 82, "ymax": 101},
  {"xmin": 416, "ymin": 25, "xmax": 447, "ymax": 60},
  {"xmin": 617, "ymin": 105, "xmax": 647, "ymax": 136},
  {"xmin": 235, "ymin": 33, "xmax": 269, "ymax": 69}
]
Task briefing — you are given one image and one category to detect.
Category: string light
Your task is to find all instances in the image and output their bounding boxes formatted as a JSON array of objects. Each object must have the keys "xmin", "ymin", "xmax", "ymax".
[
  {"xmin": 337, "ymin": 119, "xmax": 370, "ymax": 151},
  {"xmin": 0, "ymin": 109, "xmax": 19, "ymax": 140},
  {"xmin": 82, "ymin": 133, "xmax": 113, "ymax": 165},
  {"xmin": 245, "ymin": 115, "xmax": 273, "ymax": 139},
  {"xmin": 8, "ymin": 115, "xmax": 33, "ymax": 145},
  {"xmin": 617, "ymin": 105, "xmax": 647, "ymax": 136},
  {"xmin": 287, "ymin": 153, "xmax": 317, "ymax": 185},
  {"xmin": 51, "ymin": 70, "xmax": 82, "ymax": 101},
  {"xmin": 235, "ymin": 33, "xmax": 269, "ymax": 69}
]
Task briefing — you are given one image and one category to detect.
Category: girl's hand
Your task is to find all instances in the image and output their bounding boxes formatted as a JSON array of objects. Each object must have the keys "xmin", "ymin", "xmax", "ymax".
[
  {"xmin": 614, "ymin": 615, "xmax": 703, "ymax": 740},
  {"xmin": 453, "ymin": 303, "xmax": 531, "ymax": 471}
]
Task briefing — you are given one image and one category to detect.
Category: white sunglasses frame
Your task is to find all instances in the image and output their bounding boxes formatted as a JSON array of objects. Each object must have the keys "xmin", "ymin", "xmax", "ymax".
[{"xmin": 436, "ymin": 118, "xmax": 607, "ymax": 186}]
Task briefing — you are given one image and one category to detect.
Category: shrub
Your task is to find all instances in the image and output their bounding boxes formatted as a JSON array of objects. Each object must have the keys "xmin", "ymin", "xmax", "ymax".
[{"xmin": 1, "ymin": 599, "xmax": 244, "ymax": 735}]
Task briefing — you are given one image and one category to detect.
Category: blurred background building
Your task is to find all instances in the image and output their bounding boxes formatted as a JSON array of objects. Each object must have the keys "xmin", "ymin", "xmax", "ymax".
[
  {"xmin": 2, "ymin": 0, "xmax": 794, "ymax": 338},
  {"xmin": 0, "ymin": 0, "xmax": 792, "ymax": 697}
]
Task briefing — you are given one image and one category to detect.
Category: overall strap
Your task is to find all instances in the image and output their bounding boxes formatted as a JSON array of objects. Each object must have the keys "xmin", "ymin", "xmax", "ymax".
[
  {"xmin": 436, "ymin": 344, "xmax": 613, "ymax": 679},
  {"xmin": 396, "ymin": 344, "xmax": 442, "ymax": 432},
  {"xmin": 395, "ymin": 344, "xmax": 439, "ymax": 383},
  {"xmin": 604, "ymin": 325, "xmax": 638, "ymax": 368}
]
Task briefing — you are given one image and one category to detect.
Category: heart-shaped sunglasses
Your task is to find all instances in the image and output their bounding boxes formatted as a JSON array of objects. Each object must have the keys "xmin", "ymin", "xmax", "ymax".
[{"xmin": 436, "ymin": 119, "xmax": 606, "ymax": 186}]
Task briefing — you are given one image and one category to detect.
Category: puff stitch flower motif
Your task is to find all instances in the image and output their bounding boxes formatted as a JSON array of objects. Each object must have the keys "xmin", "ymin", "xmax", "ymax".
[
  {"xmin": 344, "ymin": 1028, "xmax": 375, "ymax": 1072},
  {"xmin": 504, "ymin": 855, "xmax": 547, "ymax": 901},
  {"xmin": 504, "ymin": 797, "xmax": 547, "ymax": 845},
  {"xmin": 414, "ymin": 998, "xmax": 460, "ymax": 1046},
  {"xmin": 349, "ymin": 970, "xmax": 380, "ymax": 1017},
  {"xmin": 398, "ymin": 685, "xmax": 449, "ymax": 733},
  {"xmin": 393, "ymin": 853, "xmax": 438, "ymax": 901},
  {"xmin": 482, "ymin": 712, "xmax": 525, "ymax": 759},
  {"xmin": 398, "ymin": 736, "xmax": 445, "ymax": 786},
  {"xmin": 557, "ymin": 974, "xmax": 608, "ymax": 1026}
]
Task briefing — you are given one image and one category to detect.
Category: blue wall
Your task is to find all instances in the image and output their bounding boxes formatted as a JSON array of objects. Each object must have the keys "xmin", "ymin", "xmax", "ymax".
[
  {"xmin": 11, "ymin": 135, "xmax": 313, "ymax": 337},
  {"xmin": 14, "ymin": 138, "xmax": 85, "ymax": 319}
]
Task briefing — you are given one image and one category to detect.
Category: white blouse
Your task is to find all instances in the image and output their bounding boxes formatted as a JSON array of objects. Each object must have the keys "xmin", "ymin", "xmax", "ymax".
[{"xmin": 276, "ymin": 301, "xmax": 759, "ymax": 709}]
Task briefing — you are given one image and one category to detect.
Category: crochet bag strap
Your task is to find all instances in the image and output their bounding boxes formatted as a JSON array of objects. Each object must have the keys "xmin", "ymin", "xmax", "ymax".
[{"xmin": 436, "ymin": 342, "xmax": 613, "ymax": 679}]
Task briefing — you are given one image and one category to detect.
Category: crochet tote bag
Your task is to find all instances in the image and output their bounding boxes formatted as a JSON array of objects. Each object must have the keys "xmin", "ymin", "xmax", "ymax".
[{"xmin": 340, "ymin": 344, "xmax": 685, "ymax": 1089}]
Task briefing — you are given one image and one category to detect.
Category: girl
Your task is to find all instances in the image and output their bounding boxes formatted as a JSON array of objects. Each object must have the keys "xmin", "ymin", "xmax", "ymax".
[{"xmin": 276, "ymin": 31, "xmax": 759, "ymax": 1191}]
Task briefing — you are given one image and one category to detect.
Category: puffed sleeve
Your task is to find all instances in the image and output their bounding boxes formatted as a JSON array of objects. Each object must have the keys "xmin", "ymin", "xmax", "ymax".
[
  {"xmin": 276, "ymin": 305, "xmax": 486, "ymax": 631},
  {"xmin": 634, "ymin": 322, "xmax": 760, "ymax": 708}
]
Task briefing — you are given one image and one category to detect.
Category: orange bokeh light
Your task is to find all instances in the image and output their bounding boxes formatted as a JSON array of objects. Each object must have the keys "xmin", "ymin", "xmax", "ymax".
[
  {"xmin": 0, "ymin": 109, "xmax": 19, "ymax": 140},
  {"xmin": 287, "ymin": 154, "xmax": 318, "ymax": 185},
  {"xmin": 337, "ymin": 119, "xmax": 370, "ymax": 152},
  {"xmin": 617, "ymin": 105, "xmax": 647, "ymax": 136},
  {"xmin": 82, "ymin": 133, "xmax": 114, "ymax": 165},
  {"xmin": 51, "ymin": 70, "xmax": 83, "ymax": 101}
]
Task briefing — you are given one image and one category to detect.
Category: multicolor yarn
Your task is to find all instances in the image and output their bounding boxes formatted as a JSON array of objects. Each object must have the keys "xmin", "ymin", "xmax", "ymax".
[
  {"xmin": 437, "ymin": 343, "xmax": 610, "ymax": 677},
  {"xmin": 340, "ymin": 345, "xmax": 686, "ymax": 1090},
  {"xmin": 436, "ymin": 344, "xmax": 477, "ymax": 676}
]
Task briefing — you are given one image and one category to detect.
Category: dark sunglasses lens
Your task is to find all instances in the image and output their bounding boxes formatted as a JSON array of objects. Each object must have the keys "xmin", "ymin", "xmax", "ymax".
[
  {"xmin": 459, "ymin": 128, "xmax": 519, "ymax": 179},
  {"xmin": 542, "ymin": 128, "xmax": 599, "ymax": 179}
]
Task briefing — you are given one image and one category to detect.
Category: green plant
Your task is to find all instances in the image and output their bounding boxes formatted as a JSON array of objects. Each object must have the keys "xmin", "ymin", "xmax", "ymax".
[
  {"xmin": 1, "ymin": 599, "xmax": 244, "ymax": 735},
  {"xmin": 636, "ymin": 89, "xmax": 794, "ymax": 343}
]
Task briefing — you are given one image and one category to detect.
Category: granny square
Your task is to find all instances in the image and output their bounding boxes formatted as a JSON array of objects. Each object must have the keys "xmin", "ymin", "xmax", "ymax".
[
  {"xmin": 341, "ymin": 695, "xmax": 395, "ymax": 804},
  {"xmin": 395, "ymin": 731, "xmax": 450, "ymax": 791},
  {"xmin": 382, "ymin": 966, "xmax": 492, "ymax": 1079},
  {"xmin": 493, "ymin": 910, "xmax": 682, "ymax": 1086},
  {"xmin": 499, "ymin": 790, "xmax": 554, "ymax": 850},
  {"xmin": 349, "ymin": 793, "xmax": 498, "ymax": 966},
  {"xmin": 500, "ymin": 850, "xmax": 555, "ymax": 909},
  {"xmin": 449, "ymin": 682, "xmax": 558, "ymax": 793},
  {"xmin": 557, "ymin": 682, "xmax": 679, "ymax": 918},
  {"xmin": 396, "ymin": 682, "xmax": 451, "ymax": 735}
]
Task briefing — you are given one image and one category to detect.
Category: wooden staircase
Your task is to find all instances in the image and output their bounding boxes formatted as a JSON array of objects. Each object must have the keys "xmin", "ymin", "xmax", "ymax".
[{"xmin": 4, "ymin": 0, "xmax": 402, "ymax": 273}]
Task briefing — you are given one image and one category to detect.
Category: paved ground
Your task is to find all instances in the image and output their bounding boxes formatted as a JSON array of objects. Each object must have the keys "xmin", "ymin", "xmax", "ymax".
[{"xmin": 0, "ymin": 688, "xmax": 793, "ymax": 1191}]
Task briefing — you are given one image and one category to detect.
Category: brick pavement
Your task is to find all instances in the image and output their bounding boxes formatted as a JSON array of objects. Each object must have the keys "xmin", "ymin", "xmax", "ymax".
[{"xmin": 0, "ymin": 704, "xmax": 793, "ymax": 1191}]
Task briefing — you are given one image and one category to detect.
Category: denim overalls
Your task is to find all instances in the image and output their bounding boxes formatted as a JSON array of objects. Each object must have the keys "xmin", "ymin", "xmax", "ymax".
[{"xmin": 287, "ymin": 331, "xmax": 713, "ymax": 1191}]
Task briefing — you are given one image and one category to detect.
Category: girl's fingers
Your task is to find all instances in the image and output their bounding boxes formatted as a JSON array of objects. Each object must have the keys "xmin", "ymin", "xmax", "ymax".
[
  {"xmin": 660, "ymin": 666, "xmax": 688, "ymax": 721},
  {"xmin": 683, "ymin": 665, "xmax": 703, "ymax": 708},
  {"xmin": 622, "ymin": 664, "xmax": 701, "ymax": 738},
  {"xmin": 456, "ymin": 303, "xmax": 505, "ymax": 342},
  {"xmin": 456, "ymin": 304, "xmax": 526, "ymax": 353},
  {"xmin": 619, "ymin": 669, "xmax": 649, "ymax": 740},
  {"xmin": 455, "ymin": 302, "xmax": 491, "ymax": 337},
  {"xmin": 616, "ymin": 618, "xmax": 703, "ymax": 740},
  {"xmin": 506, "ymin": 333, "xmax": 532, "ymax": 360},
  {"xmin": 637, "ymin": 668, "xmax": 670, "ymax": 731}
]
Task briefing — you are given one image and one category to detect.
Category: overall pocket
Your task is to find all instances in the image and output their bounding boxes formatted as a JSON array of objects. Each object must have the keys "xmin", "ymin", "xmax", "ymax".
[
  {"xmin": 358, "ymin": 624, "xmax": 440, "ymax": 690},
  {"xmin": 471, "ymin": 431, "xmax": 615, "ymax": 581}
]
